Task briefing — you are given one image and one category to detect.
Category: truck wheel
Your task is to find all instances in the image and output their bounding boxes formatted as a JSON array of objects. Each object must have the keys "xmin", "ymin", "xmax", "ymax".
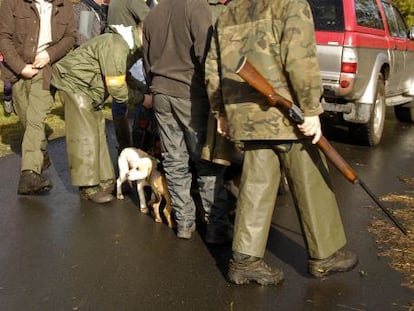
[
  {"xmin": 349, "ymin": 74, "xmax": 385, "ymax": 146},
  {"xmin": 394, "ymin": 104, "xmax": 414, "ymax": 122}
]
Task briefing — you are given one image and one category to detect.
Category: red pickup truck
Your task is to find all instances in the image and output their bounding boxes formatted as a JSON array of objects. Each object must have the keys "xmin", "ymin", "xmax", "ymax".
[{"xmin": 309, "ymin": 0, "xmax": 414, "ymax": 146}]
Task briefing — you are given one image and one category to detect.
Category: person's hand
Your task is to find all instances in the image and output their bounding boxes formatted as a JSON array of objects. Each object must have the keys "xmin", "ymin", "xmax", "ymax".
[
  {"xmin": 142, "ymin": 94, "xmax": 153, "ymax": 109},
  {"xmin": 297, "ymin": 115, "xmax": 322, "ymax": 144},
  {"xmin": 21, "ymin": 64, "xmax": 39, "ymax": 78},
  {"xmin": 33, "ymin": 50, "xmax": 50, "ymax": 69},
  {"xmin": 217, "ymin": 115, "xmax": 230, "ymax": 139}
]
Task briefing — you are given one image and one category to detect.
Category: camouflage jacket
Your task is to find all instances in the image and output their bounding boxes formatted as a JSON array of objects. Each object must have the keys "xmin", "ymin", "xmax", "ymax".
[
  {"xmin": 207, "ymin": 0, "xmax": 230, "ymax": 24},
  {"xmin": 205, "ymin": 0, "xmax": 324, "ymax": 141}
]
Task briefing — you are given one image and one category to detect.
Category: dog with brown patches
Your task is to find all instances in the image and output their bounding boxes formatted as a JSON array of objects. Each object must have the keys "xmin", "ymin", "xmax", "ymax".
[{"xmin": 116, "ymin": 147, "xmax": 174, "ymax": 228}]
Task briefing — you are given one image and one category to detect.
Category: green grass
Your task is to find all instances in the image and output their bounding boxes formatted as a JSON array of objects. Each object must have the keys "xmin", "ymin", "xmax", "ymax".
[{"xmin": 0, "ymin": 79, "xmax": 112, "ymax": 157}]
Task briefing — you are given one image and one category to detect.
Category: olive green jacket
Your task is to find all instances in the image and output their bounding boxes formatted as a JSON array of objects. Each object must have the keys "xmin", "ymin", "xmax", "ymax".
[
  {"xmin": 205, "ymin": 0, "xmax": 324, "ymax": 141},
  {"xmin": 51, "ymin": 25, "xmax": 145, "ymax": 105},
  {"xmin": 107, "ymin": 0, "xmax": 149, "ymax": 27}
]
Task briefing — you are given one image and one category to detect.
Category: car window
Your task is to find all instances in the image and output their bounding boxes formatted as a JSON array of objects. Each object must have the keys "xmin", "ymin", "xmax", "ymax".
[
  {"xmin": 382, "ymin": 2, "xmax": 399, "ymax": 36},
  {"xmin": 355, "ymin": 0, "xmax": 384, "ymax": 29},
  {"xmin": 382, "ymin": 1, "xmax": 408, "ymax": 38},
  {"xmin": 393, "ymin": 5, "xmax": 409, "ymax": 38},
  {"xmin": 308, "ymin": 0, "xmax": 345, "ymax": 31}
]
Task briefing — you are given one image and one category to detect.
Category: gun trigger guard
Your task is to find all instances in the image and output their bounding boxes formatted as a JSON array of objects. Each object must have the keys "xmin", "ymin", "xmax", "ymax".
[{"xmin": 288, "ymin": 105, "xmax": 304, "ymax": 124}]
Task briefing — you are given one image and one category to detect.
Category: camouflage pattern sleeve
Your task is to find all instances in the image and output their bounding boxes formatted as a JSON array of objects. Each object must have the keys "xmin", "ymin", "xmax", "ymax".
[
  {"xmin": 206, "ymin": 0, "xmax": 323, "ymax": 141},
  {"xmin": 205, "ymin": 29, "xmax": 226, "ymax": 118},
  {"xmin": 280, "ymin": 0, "xmax": 323, "ymax": 117}
]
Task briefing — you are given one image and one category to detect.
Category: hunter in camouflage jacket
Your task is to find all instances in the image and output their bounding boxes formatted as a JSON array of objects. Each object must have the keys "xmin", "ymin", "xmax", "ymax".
[{"xmin": 205, "ymin": 0, "xmax": 324, "ymax": 141}]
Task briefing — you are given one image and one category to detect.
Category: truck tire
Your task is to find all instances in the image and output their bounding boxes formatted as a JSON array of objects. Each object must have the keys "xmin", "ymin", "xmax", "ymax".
[
  {"xmin": 349, "ymin": 73, "xmax": 385, "ymax": 146},
  {"xmin": 394, "ymin": 104, "xmax": 414, "ymax": 122}
]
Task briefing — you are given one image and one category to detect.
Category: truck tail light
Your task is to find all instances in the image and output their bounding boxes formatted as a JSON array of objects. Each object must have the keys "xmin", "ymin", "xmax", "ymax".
[
  {"xmin": 338, "ymin": 47, "xmax": 357, "ymax": 92},
  {"xmin": 341, "ymin": 62, "xmax": 357, "ymax": 73},
  {"xmin": 341, "ymin": 47, "xmax": 358, "ymax": 74}
]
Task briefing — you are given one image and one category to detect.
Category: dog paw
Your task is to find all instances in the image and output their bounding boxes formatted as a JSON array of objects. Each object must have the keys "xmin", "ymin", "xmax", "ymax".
[
  {"xmin": 154, "ymin": 217, "xmax": 162, "ymax": 223},
  {"xmin": 167, "ymin": 220, "xmax": 175, "ymax": 229},
  {"xmin": 140, "ymin": 207, "xmax": 149, "ymax": 214},
  {"xmin": 117, "ymin": 194, "xmax": 125, "ymax": 200}
]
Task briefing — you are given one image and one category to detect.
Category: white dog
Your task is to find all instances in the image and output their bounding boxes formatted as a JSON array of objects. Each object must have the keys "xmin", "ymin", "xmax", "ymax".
[{"xmin": 116, "ymin": 147, "xmax": 173, "ymax": 228}]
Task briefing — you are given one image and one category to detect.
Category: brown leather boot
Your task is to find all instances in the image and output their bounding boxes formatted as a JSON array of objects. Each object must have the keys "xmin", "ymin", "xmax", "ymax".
[
  {"xmin": 80, "ymin": 185, "xmax": 114, "ymax": 204},
  {"xmin": 100, "ymin": 179, "xmax": 115, "ymax": 194},
  {"xmin": 18, "ymin": 170, "xmax": 53, "ymax": 195}
]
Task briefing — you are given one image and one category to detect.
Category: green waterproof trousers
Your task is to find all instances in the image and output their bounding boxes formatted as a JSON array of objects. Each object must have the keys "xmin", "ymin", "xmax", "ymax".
[
  {"xmin": 58, "ymin": 91, "xmax": 114, "ymax": 186},
  {"xmin": 233, "ymin": 141, "xmax": 347, "ymax": 260},
  {"xmin": 12, "ymin": 70, "xmax": 53, "ymax": 173}
]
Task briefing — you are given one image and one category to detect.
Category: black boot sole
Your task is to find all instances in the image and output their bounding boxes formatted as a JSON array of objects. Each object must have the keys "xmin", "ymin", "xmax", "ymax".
[{"xmin": 18, "ymin": 185, "xmax": 52, "ymax": 195}]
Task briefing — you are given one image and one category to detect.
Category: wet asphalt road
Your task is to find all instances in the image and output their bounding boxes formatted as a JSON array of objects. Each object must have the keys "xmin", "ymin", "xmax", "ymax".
[{"xmin": 0, "ymin": 108, "xmax": 413, "ymax": 310}]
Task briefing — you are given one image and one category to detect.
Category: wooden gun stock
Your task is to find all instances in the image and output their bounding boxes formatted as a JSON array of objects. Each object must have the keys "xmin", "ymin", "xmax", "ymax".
[{"xmin": 235, "ymin": 56, "xmax": 407, "ymax": 235}]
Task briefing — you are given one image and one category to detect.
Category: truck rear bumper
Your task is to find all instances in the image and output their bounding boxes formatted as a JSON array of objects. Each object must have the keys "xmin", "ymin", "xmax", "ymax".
[{"xmin": 322, "ymin": 99, "xmax": 371, "ymax": 123}]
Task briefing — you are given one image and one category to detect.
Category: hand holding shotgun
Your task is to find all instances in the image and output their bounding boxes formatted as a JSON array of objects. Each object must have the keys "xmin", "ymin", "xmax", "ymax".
[{"xmin": 235, "ymin": 56, "xmax": 407, "ymax": 235}]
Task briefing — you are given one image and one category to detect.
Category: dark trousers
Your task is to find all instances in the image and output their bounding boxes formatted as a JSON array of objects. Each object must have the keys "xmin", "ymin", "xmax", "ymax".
[{"xmin": 153, "ymin": 93, "xmax": 230, "ymax": 229}]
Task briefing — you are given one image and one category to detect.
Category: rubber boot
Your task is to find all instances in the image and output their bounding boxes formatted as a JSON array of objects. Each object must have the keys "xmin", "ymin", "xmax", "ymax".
[{"xmin": 113, "ymin": 115, "xmax": 132, "ymax": 152}]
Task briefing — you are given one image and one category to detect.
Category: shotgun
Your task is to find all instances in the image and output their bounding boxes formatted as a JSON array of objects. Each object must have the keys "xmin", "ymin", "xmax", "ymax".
[{"xmin": 235, "ymin": 56, "xmax": 407, "ymax": 235}]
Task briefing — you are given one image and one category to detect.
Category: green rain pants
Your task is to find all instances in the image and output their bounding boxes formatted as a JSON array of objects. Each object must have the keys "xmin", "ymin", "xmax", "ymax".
[
  {"xmin": 233, "ymin": 141, "xmax": 347, "ymax": 260},
  {"xmin": 58, "ymin": 91, "xmax": 114, "ymax": 186}
]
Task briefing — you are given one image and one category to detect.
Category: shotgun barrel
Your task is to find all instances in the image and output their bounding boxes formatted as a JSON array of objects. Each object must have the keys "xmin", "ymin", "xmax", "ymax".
[{"xmin": 235, "ymin": 56, "xmax": 407, "ymax": 235}]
